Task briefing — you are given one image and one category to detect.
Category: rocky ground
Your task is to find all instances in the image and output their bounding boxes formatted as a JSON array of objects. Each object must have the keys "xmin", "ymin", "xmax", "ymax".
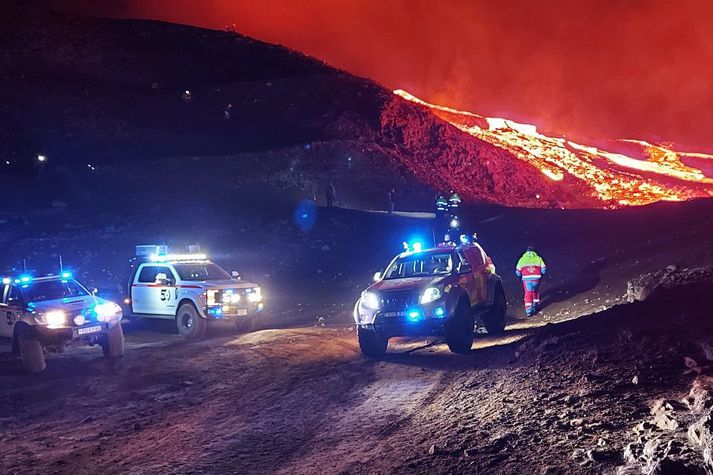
[
  {"xmin": 1, "ymin": 271, "xmax": 713, "ymax": 474},
  {"xmin": 1, "ymin": 199, "xmax": 713, "ymax": 474}
]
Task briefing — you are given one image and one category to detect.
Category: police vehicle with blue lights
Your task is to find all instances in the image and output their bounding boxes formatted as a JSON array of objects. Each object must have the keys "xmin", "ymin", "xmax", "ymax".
[
  {"xmin": 354, "ymin": 239, "xmax": 507, "ymax": 356},
  {"xmin": 125, "ymin": 246, "xmax": 264, "ymax": 338},
  {"xmin": 0, "ymin": 272, "xmax": 124, "ymax": 373}
]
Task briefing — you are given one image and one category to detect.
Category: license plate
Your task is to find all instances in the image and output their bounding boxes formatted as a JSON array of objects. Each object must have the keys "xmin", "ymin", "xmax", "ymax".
[
  {"xmin": 77, "ymin": 325, "xmax": 102, "ymax": 335},
  {"xmin": 237, "ymin": 309, "xmax": 248, "ymax": 316},
  {"xmin": 383, "ymin": 311, "xmax": 405, "ymax": 317}
]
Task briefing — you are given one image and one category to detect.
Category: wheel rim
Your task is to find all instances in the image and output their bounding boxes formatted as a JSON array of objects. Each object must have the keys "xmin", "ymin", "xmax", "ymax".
[{"xmin": 181, "ymin": 313, "xmax": 193, "ymax": 330}]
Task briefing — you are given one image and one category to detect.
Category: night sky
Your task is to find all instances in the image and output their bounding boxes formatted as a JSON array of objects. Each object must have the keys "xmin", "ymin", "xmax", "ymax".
[{"xmin": 48, "ymin": 0, "xmax": 713, "ymax": 149}]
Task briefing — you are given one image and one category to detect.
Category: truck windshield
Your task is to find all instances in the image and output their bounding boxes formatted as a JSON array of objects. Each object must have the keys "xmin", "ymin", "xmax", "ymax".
[
  {"xmin": 383, "ymin": 252, "xmax": 453, "ymax": 279},
  {"xmin": 173, "ymin": 263, "xmax": 231, "ymax": 281},
  {"xmin": 23, "ymin": 280, "xmax": 89, "ymax": 303}
]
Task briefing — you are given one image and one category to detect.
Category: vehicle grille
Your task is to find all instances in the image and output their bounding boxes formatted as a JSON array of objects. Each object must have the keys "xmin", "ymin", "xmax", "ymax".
[{"xmin": 380, "ymin": 291, "xmax": 419, "ymax": 311}]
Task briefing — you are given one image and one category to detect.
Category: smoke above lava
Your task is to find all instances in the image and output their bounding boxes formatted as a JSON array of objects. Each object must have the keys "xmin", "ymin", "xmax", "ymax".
[{"xmin": 47, "ymin": 0, "xmax": 713, "ymax": 150}]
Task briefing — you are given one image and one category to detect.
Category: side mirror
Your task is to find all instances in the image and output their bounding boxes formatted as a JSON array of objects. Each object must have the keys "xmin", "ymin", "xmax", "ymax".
[
  {"xmin": 373, "ymin": 272, "xmax": 382, "ymax": 282},
  {"xmin": 231, "ymin": 271, "xmax": 241, "ymax": 280},
  {"xmin": 459, "ymin": 264, "xmax": 472, "ymax": 274},
  {"xmin": 92, "ymin": 288, "xmax": 99, "ymax": 295}
]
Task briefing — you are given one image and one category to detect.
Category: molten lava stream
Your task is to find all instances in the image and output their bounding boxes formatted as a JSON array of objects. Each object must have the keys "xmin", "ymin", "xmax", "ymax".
[{"xmin": 394, "ymin": 89, "xmax": 713, "ymax": 207}]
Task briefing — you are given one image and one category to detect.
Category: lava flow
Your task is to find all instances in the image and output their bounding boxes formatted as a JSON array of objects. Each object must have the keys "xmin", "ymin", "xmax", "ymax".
[{"xmin": 394, "ymin": 90, "xmax": 713, "ymax": 207}]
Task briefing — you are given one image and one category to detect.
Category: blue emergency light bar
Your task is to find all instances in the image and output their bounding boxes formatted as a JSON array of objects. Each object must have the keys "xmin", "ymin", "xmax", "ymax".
[
  {"xmin": 2, "ymin": 272, "xmax": 76, "ymax": 285},
  {"xmin": 402, "ymin": 241, "xmax": 424, "ymax": 253}
]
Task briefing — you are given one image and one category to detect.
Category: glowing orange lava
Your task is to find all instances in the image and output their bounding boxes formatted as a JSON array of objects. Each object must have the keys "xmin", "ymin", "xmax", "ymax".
[{"xmin": 394, "ymin": 89, "xmax": 713, "ymax": 207}]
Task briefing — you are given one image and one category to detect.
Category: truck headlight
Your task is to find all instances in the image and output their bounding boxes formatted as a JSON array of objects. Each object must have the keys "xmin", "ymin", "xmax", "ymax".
[
  {"xmin": 207, "ymin": 289, "xmax": 219, "ymax": 306},
  {"xmin": 420, "ymin": 287, "xmax": 441, "ymax": 304},
  {"xmin": 94, "ymin": 302, "xmax": 122, "ymax": 321},
  {"xmin": 361, "ymin": 291, "xmax": 380, "ymax": 309},
  {"xmin": 247, "ymin": 287, "xmax": 262, "ymax": 303},
  {"xmin": 44, "ymin": 310, "xmax": 67, "ymax": 326},
  {"xmin": 223, "ymin": 290, "xmax": 241, "ymax": 304}
]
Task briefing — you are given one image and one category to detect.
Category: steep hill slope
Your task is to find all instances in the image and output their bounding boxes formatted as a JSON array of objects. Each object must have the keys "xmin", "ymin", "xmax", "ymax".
[{"xmin": 1, "ymin": 6, "xmax": 599, "ymax": 209}]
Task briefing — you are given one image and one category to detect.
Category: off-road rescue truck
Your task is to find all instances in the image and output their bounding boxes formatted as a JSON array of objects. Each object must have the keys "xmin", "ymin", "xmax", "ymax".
[
  {"xmin": 0, "ymin": 273, "xmax": 124, "ymax": 373},
  {"xmin": 125, "ymin": 246, "xmax": 264, "ymax": 338},
  {"xmin": 354, "ymin": 241, "xmax": 507, "ymax": 356}
]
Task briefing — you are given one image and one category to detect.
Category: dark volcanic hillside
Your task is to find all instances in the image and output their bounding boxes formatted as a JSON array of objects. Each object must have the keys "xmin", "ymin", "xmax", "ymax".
[{"xmin": 0, "ymin": 5, "xmax": 592, "ymax": 209}]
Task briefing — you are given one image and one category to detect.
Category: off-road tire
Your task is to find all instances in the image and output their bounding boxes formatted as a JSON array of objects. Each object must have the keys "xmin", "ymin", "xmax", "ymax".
[
  {"xmin": 235, "ymin": 317, "xmax": 256, "ymax": 334},
  {"xmin": 101, "ymin": 323, "xmax": 125, "ymax": 358},
  {"xmin": 18, "ymin": 327, "xmax": 46, "ymax": 373},
  {"xmin": 483, "ymin": 285, "xmax": 507, "ymax": 334},
  {"xmin": 176, "ymin": 303, "xmax": 208, "ymax": 339},
  {"xmin": 357, "ymin": 326, "xmax": 388, "ymax": 358},
  {"xmin": 445, "ymin": 300, "xmax": 474, "ymax": 354}
]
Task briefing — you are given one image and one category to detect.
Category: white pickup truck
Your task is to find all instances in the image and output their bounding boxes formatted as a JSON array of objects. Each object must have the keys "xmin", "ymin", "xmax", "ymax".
[{"xmin": 125, "ymin": 246, "xmax": 264, "ymax": 338}]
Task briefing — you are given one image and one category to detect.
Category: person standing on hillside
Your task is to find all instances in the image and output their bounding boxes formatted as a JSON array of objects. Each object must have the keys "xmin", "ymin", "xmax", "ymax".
[
  {"xmin": 435, "ymin": 193, "xmax": 448, "ymax": 219},
  {"xmin": 325, "ymin": 182, "xmax": 336, "ymax": 208},
  {"xmin": 387, "ymin": 188, "xmax": 396, "ymax": 215},
  {"xmin": 448, "ymin": 191, "xmax": 462, "ymax": 211},
  {"xmin": 515, "ymin": 246, "xmax": 547, "ymax": 317}
]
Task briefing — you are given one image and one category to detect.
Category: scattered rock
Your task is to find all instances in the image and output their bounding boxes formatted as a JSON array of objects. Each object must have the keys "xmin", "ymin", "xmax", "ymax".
[
  {"xmin": 651, "ymin": 400, "xmax": 681, "ymax": 431},
  {"xmin": 626, "ymin": 265, "xmax": 713, "ymax": 303},
  {"xmin": 564, "ymin": 394, "xmax": 579, "ymax": 405},
  {"xmin": 587, "ymin": 448, "xmax": 621, "ymax": 463},
  {"xmin": 684, "ymin": 357, "xmax": 702, "ymax": 375},
  {"xmin": 428, "ymin": 444, "xmax": 437, "ymax": 455}
]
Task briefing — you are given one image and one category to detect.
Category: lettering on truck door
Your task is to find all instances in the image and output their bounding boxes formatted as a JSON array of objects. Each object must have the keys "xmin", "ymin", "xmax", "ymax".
[
  {"xmin": 133, "ymin": 265, "xmax": 176, "ymax": 315},
  {"xmin": 0, "ymin": 285, "xmax": 23, "ymax": 338}
]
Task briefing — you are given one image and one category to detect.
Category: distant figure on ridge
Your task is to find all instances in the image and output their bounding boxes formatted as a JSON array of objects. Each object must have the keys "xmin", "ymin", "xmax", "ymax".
[
  {"xmin": 326, "ymin": 182, "xmax": 336, "ymax": 208},
  {"xmin": 387, "ymin": 188, "xmax": 396, "ymax": 215}
]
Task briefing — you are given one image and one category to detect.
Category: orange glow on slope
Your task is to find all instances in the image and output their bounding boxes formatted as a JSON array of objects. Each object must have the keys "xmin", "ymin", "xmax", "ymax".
[{"xmin": 394, "ymin": 89, "xmax": 713, "ymax": 207}]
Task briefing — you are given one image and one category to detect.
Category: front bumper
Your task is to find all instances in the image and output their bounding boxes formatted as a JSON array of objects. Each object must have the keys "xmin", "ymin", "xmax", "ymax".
[
  {"xmin": 359, "ymin": 317, "xmax": 447, "ymax": 338},
  {"xmin": 34, "ymin": 321, "xmax": 114, "ymax": 344},
  {"xmin": 355, "ymin": 299, "xmax": 455, "ymax": 338},
  {"xmin": 204, "ymin": 302, "xmax": 265, "ymax": 320}
]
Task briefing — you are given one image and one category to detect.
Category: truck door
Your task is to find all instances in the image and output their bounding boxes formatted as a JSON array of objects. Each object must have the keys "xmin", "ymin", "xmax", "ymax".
[
  {"xmin": 0, "ymin": 285, "xmax": 24, "ymax": 338},
  {"xmin": 132, "ymin": 265, "xmax": 176, "ymax": 316},
  {"xmin": 455, "ymin": 250, "xmax": 477, "ymax": 307},
  {"xmin": 463, "ymin": 246, "xmax": 488, "ymax": 305}
]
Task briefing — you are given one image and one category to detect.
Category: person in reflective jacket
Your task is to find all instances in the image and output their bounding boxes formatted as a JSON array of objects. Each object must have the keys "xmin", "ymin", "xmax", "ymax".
[{"xmin": 515, "ymin": 246, "xmax": 547, "ymax": 317}]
